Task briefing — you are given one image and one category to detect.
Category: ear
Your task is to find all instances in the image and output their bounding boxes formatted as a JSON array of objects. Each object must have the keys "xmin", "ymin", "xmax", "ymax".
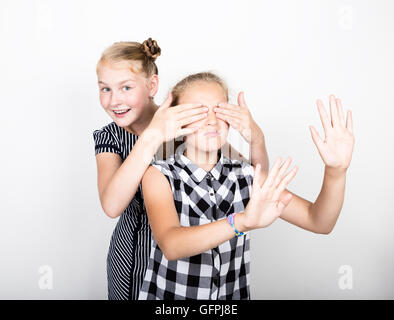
[{"xmin": 148, "ymin": 74, "xmax": 159, "ymax": 97}]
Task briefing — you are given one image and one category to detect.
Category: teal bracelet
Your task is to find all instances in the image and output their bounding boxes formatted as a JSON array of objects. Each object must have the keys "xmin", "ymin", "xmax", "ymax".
[{"xmin": 227, "ymin": 213, "xmax": 245, "ymax": 237}]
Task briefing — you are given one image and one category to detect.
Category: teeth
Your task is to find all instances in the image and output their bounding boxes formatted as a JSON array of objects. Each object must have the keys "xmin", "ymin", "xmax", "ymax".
[{"xmin": 113, "ymin": 109, "xmax": 130, "ymax": 114}]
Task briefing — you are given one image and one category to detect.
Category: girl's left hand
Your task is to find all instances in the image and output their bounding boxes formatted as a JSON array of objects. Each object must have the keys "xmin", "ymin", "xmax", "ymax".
[
  {"xmin": 214, "ymin": 92, "xmax": 263, "ymax": 146},
  {"xmin": 309, "ymin": 95, "xmax": 355, "ymax": 172}
]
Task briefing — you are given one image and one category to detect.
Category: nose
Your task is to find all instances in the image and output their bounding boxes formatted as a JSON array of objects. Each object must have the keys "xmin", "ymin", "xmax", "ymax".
[
  {"xmin": 110, "ymin": 90, "xmax": 124, "ymax": 107},
  {"xmin": 205, "ymin": 106, "xmax": 218, "ymax": 126}
]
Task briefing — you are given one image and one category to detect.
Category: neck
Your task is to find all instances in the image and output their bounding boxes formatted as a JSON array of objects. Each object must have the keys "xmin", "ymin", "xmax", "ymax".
[
  {"xmin": 184, "ymin": 147, "xmax": 219, "ymax": 172},
  {"xmin": 125, "ymin": 101, "xmax": 158, "ymax": 136}
]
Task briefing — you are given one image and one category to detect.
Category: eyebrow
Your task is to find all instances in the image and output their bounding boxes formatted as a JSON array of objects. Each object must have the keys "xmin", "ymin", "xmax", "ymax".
[{"xmin": 98, "ymin": 79, "xmax": 136, "ymax": 85}]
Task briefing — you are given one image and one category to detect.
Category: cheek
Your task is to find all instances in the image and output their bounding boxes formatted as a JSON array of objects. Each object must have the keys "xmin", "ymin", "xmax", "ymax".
[
  {"xmin": 100, "ymin": 94, "xmax": 110, "ymax": 109},
  {"xmin": 219, "ymin": 120, "xmax": 229, "ymax": 133},
  {"xmin": 125, "ymin": 88, "xmax": 149, "ymax": 108}
]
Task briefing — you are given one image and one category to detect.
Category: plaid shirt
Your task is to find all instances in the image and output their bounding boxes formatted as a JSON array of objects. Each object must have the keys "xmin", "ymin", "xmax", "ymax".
[{"xmin": 138, "ymin": 148, "xmax": 254, "ymax": 300}]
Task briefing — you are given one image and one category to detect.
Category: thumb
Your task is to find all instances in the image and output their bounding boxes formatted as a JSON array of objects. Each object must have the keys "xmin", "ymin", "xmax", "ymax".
[
  {"xmin": 277, "ymin": 192, "xmax": 293, "ymax": 213},
  {"xmin": 309, "ymin": 125, "xmax": 324, "ymax": 149},
  {"xmin": 160, "ymin": 92, "xmax": 173, "ymax": 109},
  {"xmin": 252, "ymin": 164, "xmax": 262, "ymax": 190},
  {"xmin": 238, "ymin": 91, "xmax": 248, "ymax": 108}
]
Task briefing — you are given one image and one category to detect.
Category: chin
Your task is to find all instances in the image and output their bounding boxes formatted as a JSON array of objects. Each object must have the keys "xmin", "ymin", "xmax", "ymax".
[
  {"xmin": 111, "ymin": 114, "xmax": 139, "ymax": 128},
  {"xmin": 198, "ymin": 141, "xmax": 225, "ymax": 153}
]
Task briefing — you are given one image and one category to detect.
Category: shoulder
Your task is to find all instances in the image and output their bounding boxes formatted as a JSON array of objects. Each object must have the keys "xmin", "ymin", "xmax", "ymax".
[
  {"xmin": 223, "ymin": 156, "xmax": 254, "ymax": 177},
  {"xmin": 142, "ymin": 165, "xmax": 174, "ymax": 196},
  {"xmin": 93, "ymin": 122, "xmax": 123, "ymax": 154},
  {"xmin": 93, "ymin": 121, "xmax": 118, "ymax": 135},
  {"xmin": 93, "ymin": 122, "xmax": 121, "ymax": 142},
  {"xmin": 151, "ymin": 155, "xmax": 177, "ymax": 177},
  {"xmin": 143, "ymin": 165, "xmax": 166, "ymax": 181}
]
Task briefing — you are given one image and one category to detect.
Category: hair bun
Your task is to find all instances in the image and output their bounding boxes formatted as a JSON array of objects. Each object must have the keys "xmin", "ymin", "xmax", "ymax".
[{"xmin": 141, "ymin": 38, "xmax": 161, "ymax": 60}]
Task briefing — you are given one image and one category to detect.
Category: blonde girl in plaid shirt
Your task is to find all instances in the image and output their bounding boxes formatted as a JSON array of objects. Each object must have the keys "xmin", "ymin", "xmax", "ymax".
[{"xmin": 139, "ymin": 72, "xmax": 354, "ymax": 299}]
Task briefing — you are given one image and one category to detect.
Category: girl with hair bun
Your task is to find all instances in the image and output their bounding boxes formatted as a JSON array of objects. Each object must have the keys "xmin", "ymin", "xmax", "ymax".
[{"xmin": 93, "ymin": 39, "xmax": 269, "ymax": 299}]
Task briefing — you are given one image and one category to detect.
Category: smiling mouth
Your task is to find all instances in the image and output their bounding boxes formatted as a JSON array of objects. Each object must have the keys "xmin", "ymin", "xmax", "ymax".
[
  {"xmin": 113, "ymin": 109, "xmax": 130, "ymax": 114},
  {"xmin": 112, "ymin": 108, "xmax": 131, "ymax": 117}
]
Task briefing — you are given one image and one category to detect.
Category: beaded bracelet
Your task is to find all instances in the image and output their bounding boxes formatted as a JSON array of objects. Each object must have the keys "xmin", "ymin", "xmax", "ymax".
[{"xmin": 227, "ymin": 213, "xmax": 245, "ymax": 237}]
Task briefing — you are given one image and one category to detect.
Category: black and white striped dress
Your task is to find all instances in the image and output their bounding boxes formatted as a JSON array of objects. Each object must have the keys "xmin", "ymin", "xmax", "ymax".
[{"xmin": 93, "ymin": 122, "xmax": 152, "ymax": 300}]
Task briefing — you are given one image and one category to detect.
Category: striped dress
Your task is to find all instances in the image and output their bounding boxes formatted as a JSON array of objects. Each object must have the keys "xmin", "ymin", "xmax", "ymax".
[{"xmin": 93, "ymin": 122, "xmax": 152, "ymax": 300}]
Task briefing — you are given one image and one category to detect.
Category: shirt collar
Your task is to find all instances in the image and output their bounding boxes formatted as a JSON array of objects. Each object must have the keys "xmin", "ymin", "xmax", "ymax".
[{"xmin": 173, "ymin": 147, "xmax": 231, "ymax": 184}]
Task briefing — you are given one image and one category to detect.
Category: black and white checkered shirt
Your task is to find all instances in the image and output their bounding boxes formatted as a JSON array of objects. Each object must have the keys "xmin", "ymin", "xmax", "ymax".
[{"xmin": 138, "ymin": 149, "xmax": 254, "ymax": 300}]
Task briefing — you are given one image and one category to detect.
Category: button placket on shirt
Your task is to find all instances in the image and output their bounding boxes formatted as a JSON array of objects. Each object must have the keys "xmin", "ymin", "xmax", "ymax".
[
  {"xmin": 206, "ymin": 173, "xmax": 216, "ymax": 201},
  {"xmin": 210, "ymin": 247, "xmax": 221, "ymax": 300},
  {"xmin": 206, "ymin": 172, "xmax": 221, "ymax": 300}
]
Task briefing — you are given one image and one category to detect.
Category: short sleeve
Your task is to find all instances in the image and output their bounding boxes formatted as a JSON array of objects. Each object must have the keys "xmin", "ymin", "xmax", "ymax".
[
  {"xmin": 151, "ymin": 162, "xmax": 175, "ymax": 191},
  {"xmin": 241, "ymin": 161, "xmax": 254, "ymax": 179},
  {"xmin": 240, "ymin": 161, "xmax": 254, "ymax": 195},
  {"xmin": 93, "ymin": 128, "xmax": 122, "ymax": 155}
]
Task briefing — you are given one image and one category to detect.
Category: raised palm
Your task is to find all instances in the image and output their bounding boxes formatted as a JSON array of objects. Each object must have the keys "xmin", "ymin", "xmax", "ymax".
[
  {"xmin": 309, "ymin": 95, "xmax": 354, "ymax": 170},
  {"xmin": 244, "ymin": 158, "xmax": 298, "ymax": 230}
]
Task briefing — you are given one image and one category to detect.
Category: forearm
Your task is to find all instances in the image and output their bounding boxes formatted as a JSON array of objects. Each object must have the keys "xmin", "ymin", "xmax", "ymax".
[
  {"xmin": 160, "ymin": 214, "xmax": 246, "ymax": 261},
  {"xmin": 102, "ymin": 132, "xmax": 162, "ymax": 218},
  {"xmin": 250, "ymin": 131, "xmax": 269, "ymax": 172},
  {"xmin": 226, "ymin": 129, "xmax": 269, "ymax": 171},
  {"xmin": 309, "ymin": 167, "xmax": 347, "ymax": 234}
]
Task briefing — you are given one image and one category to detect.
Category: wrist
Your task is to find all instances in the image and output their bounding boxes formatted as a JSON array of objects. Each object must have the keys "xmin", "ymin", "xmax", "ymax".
[
  {"xmin": 324, "ymin": 165, "xmax": 348, "ymax": 179},
  {"xmin": 250, "ymin": 126, "xmax": 265, "ymax": 147},
  {"xmin": 136, "ymin": 129, "xmax": 163, "ymax": 164},
  {"xmin": 233, "ymin": 212, "xmax": 249, "ymax": 233},
  {"xmin": 140, "ymin": 127, "xmax": 163, "ymax": 151},
  {"xmin": 226, "ymin": 213, "xmax": 247, "ymax": 237}
]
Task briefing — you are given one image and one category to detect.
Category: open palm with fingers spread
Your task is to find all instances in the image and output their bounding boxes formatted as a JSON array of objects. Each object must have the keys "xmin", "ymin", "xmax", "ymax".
[
  {"xmin": 309, "ymin": 95, "xmax": 354, "ymax": 171},
  {"xmin": 242, "ymin": 158, "xmax": 298, "ymax": 231}
]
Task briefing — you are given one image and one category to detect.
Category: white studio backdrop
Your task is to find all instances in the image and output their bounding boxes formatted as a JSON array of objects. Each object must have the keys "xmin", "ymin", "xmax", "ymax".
[{"xmin": 0, "ymin": 0, "xmax": 393, "ymax": 299}]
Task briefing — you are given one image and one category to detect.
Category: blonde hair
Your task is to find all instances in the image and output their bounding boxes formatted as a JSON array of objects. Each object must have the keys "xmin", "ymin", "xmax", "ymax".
[
  {"xmin": 171, "ymin": 72, "xmax": 228, "ymax": 106},
  {"xmin": 97, "ymin": 38, "xmax": 161, "ymax": 76}
]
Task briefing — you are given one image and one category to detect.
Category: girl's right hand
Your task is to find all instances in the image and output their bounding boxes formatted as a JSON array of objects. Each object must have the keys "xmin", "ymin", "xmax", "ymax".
[
  {"xmin": 241, "ymin": 157, "xmax": 298, "ymax": 231},
  {"xmin": 145, "ymin": 93, "xmax": 209, "ymax": 143}
]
